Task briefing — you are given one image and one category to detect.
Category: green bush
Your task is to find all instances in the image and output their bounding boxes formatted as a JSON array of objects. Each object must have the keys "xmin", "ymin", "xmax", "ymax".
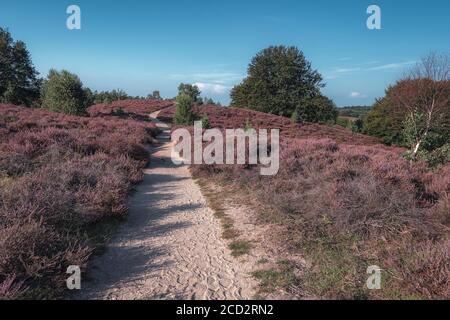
[
  {"xmin": 174, "ymin": 94, "xmax": 195, "ymax": 125},
  {"xmin": 40, "ymin": 70, "xmax": 89, "ymax": 116}
]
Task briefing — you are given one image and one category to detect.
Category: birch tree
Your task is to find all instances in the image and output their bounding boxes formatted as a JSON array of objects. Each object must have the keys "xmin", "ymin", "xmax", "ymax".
[{"xmin": 390, "ymin": 52, "xmax": 450, "ymax": 158}]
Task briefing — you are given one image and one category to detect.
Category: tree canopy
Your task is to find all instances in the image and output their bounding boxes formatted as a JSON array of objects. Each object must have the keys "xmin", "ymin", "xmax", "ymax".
[
  {"xmin": 230, "ymin": 45, "xmax": 327, "ymax": 118},
  {"xmin": 178, "ymin": 83, "xmax": 201, "ymax": 103},
  {"xmin": 363, "ymin": 95, "xmax": 405, "ymax": 146},
  {"xmin": 0, "ymin": 27, "xmax": 41, "ymax": 106}
]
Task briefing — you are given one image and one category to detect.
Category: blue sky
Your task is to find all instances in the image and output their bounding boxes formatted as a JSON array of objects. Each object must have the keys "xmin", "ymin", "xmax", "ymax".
[{"xmin": 1, "ymin": 0, "xmax": 449, "ymax": 106}]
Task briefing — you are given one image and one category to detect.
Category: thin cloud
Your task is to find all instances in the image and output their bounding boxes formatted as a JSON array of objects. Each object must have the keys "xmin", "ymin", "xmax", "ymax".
[
  {"xmin": 194, "ymin": 82, "xmax": 229, "ymax": 95},
  {"xmin": 336, "ymin": 67, "xmax": 362, "ymax": 73},
  {"xmin": 368, "ymin": 61, "xmax": 417, "ymax": 70},
  {"xmin": 327, "ymin": 60, "xmax": 417, "ymax": 79},
  {"xmin": 349, "ymin": 92, "xmax": 367, "ymax": 99}
]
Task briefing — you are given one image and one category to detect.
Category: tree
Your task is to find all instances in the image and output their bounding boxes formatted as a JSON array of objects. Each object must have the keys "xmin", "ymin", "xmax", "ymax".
[
  {"xmin": 389, "ymin": 52, "xmax": 450, "ymax": 158},
  {"xmin": 230, "ymin": 45, "xmax": 324, "ymax": 117},
  {"xmin": 363, "ymin": 96, "xmax": 405, "ymax": 146},
  {"xmin": 0, "ymin": 28, "xmax": 41, "ymax": 106},
  {"xmin": 292, "ymin": 94, "xmax": 338, "ymax": 123},
  {"xmin": 83, "ymin": 87, "xmax": 95, "ymax": 107},
  {"xmin": 174, "ymin": 94, "xmax": 195, "ymax": 125},
  {"xmin": 40, "ymin": 69, "xmax": 89, "ymax": 115},
  {"xmin": 178, "ymin": 83, "xmax": 201, "ymax": 103},
  {"xmin": 149, "ymin": 90, "xmax": 162, "ymax": 100}
]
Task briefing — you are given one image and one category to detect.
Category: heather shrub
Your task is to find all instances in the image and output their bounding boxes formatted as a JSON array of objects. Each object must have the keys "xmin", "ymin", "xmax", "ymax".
[
  {"xmin": 87, "ymin": 98, "xmax": 174, "ymax": 120},
  {"xmin": 192, "ymin": 137, "xmax": 450, "ymax": 299},
  {"xmin": 0, "ymin": 104, "xmax": 157, "ymax": 299},
  {"xmin": 158, "ymin": 104, "xmax": 380, "ymax": 146}
]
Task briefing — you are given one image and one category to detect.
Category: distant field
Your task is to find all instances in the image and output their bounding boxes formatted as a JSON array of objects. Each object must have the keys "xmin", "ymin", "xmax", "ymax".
[{"xmin": 338, "ymin": 106, "xmax": 372, "ymax": 118}]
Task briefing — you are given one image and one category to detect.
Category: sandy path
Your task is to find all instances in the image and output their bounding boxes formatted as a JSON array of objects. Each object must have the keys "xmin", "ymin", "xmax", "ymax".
[{"xmin": 75, "ymin": 110, "xmax": 256, "ymax": 300}]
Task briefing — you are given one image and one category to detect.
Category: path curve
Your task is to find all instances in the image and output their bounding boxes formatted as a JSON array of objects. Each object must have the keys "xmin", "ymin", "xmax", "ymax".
[{"xmin": 75, "ymin": 110, "xmax": 256, "ymax": 300}]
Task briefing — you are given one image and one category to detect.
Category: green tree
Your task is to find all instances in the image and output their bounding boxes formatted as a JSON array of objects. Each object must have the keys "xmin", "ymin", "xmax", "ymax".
[
  {"xmin": 83, "ymin": 87, "xmax": 95, "ymax": 107},
  {"xmin": 149, "ymin": 90, "xmax": 162, "ymax": 100},
  {"xmin": 174, "ymin": 94, "xmax": 195, "ymax": 125},
  {"xmin": 0, "ymin": 28, "xmax": 41, "ymax": 106},
  {"xmin": 363, "ymin": 96, "xmax": 405, "ymax": 146},
  {"xmin": 178, "ymin": 83, "xmax": 201, "ymax": 103},
  {"xmin": 292, "ymin": 94, "xmax": 338, "ymax": 123},
  {"xmin": 230, "ymin": 45, "xmax": 324, "ymax": 117},
  {"xmin": 40, "ymin": 69, "xmax": 88, "ymax": 115}
]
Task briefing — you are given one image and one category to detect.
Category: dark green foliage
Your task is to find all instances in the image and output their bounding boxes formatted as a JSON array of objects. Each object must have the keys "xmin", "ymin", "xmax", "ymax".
[
  {"xmin": 353, "ymin": 118, "xmax": 364, "ymax": 132},
  {"xmin": 292, "ymin": 95, "xmax": 338, "ymax": 124},
  {"xmin": 83, "ymin": 87, "xmax": 95, "ymax": 107},
  {"xmin": 40, "ymin": 69, "xmax": 89, "ymax": 116},
  {"xmin": 336, "ymin": 117, "xmax": 364, "ymax": 133},
  {"xmin": 421, "ymin": 144, "xmax": 450, "ymax": 167},
  {"xmin": 200, "ymin": 116, "xmax": 211, "ymax": 129},
  {"xmin": 92, "ymin": 89, "xmax": 129, "ymax": 104},
  {"xmin": 0, "ymin": 28, "xmax": 41, "ymax": 106},
  {"xmin": 178, "ymin": 83, "xmax": 201, "ymax": 103},
  {"xmin": 244, "ymin": 118, "xmax": 253, "ymax": 132},
  {"xmin": 202, "ymin": 97, "xmax": 221, "ymax": 106},
  {"xmin": 148, "ymin": 90, "xmax": 162, "ymax": 100},
  {"xmin": 363, "ymin": 97, "xmax": 405, "ymax": 146},
  {"xmin": 338, "ymin": 106, "xmax": 372, "ymax": 118},
  {"xmin": 174, "ymin": 94, "xmax": 195, "ymax": 125},
  {"xmin": 402, "ymin": 112, "xmax": 450, "ymax": 164},
  {"xmin": 230, "ymin": 45, "xmax": 325, "ymax": 118}
]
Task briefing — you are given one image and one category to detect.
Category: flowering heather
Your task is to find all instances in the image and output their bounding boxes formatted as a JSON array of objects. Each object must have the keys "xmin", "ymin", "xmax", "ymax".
[
  {"xmin": 181, "ymin": 104, "xmax": 449, "ymax": 299},
  {"xmin": 158, "ymin": 104, "xmax": 382, "ymax": 146},
  {"xmin": 0, "ymin": 104, "xmax": 159, "ymax": 299},
  {"xmin": 87, "ymin": 99, "xmax": 174, "ymax": 119}
]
